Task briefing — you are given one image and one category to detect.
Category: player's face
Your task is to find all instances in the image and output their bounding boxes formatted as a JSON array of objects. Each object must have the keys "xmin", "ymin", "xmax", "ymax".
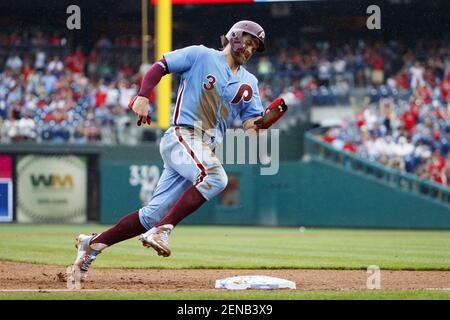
[{"xmin": 232, "ymin": 34, "xmax": 259, "ymax": 65}]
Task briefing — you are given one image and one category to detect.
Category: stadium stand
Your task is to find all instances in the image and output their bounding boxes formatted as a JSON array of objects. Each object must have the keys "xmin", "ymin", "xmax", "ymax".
[{"xmin": 0, "ymin": 27, "xmax": 449, "ymax": 187}]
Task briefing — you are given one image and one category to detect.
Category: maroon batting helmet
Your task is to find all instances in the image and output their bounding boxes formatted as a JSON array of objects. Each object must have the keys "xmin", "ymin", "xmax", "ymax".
[{"xmin": 225, "ymin": 20, "xmax": 266, "ymax": 53}]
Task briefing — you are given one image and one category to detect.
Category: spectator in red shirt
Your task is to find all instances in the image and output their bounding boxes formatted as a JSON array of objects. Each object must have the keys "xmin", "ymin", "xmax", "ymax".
[
  {"xmin": 354, "ymin": 108, "xmax": 366, "ymax": 128},
  {"xmin": 432, "ymin": 150, "xmax": 446, "ymax": 171},
  {"xmin": 49, "ymin": 33, "xmax": 62, "ymax": 46},
  {"xmin": 440, "ymin": 72, "xmax": 450, "ymax": 102},
  {"xmin": 369, "ymin": 52, "xmax": 385, "ymax": 86},
  {"xmin": 65, "ymin": 47, "xmax": 85, "ymax": 73},
  {"xmin": 443, "ymin": 155, "xmax": 450, "ymax": 186},
  {"xmin": 428, "ymin": 160, "xmax": 444, "ymax": 184},
  {"xmin": 120, "ymin": 64, "xmax": 135, "ymax": 78},
  {"xmin": 343, "ymin": 141, "xmax": 357, "ymax": 153},
  {"xmin": 402, "ymin": 109, "xmax": 417, "ymax": 133},
  {"xmin": 416, "ymin": 85, "xmax": 432, "ymax": 105},
  {"xmin": 95, "ymin": 90, "xmax": 107, "ymax": 108},
  {"xmin": 394, "ymin": 68, "xmax": 410, "ymax": 90},
  {"xmin": 322, "ymin": 128, "xmax": 336, "ymax": 144}
]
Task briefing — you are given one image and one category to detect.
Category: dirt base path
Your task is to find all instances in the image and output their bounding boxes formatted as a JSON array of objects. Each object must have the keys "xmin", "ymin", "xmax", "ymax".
[{"xmin": 1, "ymin": 261, "xmax": 449, "ymax": 292}]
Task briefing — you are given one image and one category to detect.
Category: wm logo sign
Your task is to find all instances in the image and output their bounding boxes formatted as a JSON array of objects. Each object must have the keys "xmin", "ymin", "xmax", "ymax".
[{"xmin": 31, "ymin": 175, "xmax": 74, "ymax": 188}]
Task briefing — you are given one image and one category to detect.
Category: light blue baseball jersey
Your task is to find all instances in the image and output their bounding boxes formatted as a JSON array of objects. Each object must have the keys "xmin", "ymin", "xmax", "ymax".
[{"xmin": 164, "ymin": 45, "xmax": 264, "ymax": 145}]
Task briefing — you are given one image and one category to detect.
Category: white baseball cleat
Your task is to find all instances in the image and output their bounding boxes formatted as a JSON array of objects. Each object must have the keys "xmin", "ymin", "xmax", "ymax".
[
  {"xmin": 73, "ymin": 234, "xmax": 100, "ymax": 281},
  {"xmin": 139, "ymin": 224, "xmax": 173, "ymax": 257}
]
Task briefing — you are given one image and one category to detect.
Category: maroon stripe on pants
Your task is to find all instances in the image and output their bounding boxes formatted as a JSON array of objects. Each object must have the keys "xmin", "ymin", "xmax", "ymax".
[
  {"xmin": 173, "ymin": 81, "xmax": 185, "ymax": 125},
  {"xmin": 174, "ymin": 127, "xmax": 207, "ymax": 185}
]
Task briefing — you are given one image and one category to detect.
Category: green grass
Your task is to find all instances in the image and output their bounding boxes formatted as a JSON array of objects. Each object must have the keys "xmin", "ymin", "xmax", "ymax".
[
  {"xmin": 1, "ymin": 290, "xmax": 450, "ymax": 300},
  {"xmin": 0, "ymin": 224, "xmax": 449, "ymax": 270},
  {"xmin": 1, "ymin": 224, "xmax": 450, "ymax": 300}
]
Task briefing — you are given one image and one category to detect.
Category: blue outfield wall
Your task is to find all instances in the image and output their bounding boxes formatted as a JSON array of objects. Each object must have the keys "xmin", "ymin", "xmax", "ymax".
[{"xmin": 100, "ymin": 159, "xmax": 450, "ymax": 229}]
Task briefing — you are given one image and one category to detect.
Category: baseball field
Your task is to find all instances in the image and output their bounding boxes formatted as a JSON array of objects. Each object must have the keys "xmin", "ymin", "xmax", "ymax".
[{"xmin": 0, "ymin": 224, "xmax": 450, "ymax": 300}]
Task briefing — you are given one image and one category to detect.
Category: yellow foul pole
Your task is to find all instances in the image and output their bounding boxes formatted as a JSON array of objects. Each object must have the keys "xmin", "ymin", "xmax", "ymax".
[
  {"xmin": 155, "ymin": 0, "xmax": 172, "ymax": 129},
  {"xmin": 141, "ymin": 0, "xmax": 149, "ymax": 65}
]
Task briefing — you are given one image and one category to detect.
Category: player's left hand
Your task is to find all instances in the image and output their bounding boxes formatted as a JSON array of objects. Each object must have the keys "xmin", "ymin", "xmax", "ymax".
[
  {"xmin": 128, "ymin": 95, "xmax": 152, "ymax": 126},
  {"xmin": 254, "ymin": 98, "xmax": 288, "ymax": 129}
]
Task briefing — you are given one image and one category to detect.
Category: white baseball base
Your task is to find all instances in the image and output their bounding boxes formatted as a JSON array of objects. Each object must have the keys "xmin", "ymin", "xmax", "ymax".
[{"xmin": 215, "ymin": 275, "xmax": 296, "ymax": 290}]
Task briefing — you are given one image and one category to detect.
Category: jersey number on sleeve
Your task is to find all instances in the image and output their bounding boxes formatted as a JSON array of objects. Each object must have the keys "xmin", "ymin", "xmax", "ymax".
[{"xmin": 203, "ymin": 75, "xmax": 216, "ymax": 90}]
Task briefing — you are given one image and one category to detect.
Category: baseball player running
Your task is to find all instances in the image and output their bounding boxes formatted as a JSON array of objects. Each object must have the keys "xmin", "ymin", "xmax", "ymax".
[{"xmin": 73, "ymin": 20, "xmax": 287, "ymax": 280}]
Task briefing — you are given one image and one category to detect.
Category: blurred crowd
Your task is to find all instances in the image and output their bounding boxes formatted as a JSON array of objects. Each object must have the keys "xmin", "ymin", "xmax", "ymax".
[
  {"xmin": 319, "ymin": 80, "xmax": 450, "ymax": 186},
  {"xmin": 0, "ymin": 31, "xmax": 154, "ymax": 144},
  {"xmin": 255, "ymin": 38, "xmax": 450, "ymax": 107},
  {"xmin": 0, "ymin": 30, "xmax": 450, "ymax": 156},
  {"xmin": 257, "ymin": 38, "xmax": 450, "ymax": 187}
]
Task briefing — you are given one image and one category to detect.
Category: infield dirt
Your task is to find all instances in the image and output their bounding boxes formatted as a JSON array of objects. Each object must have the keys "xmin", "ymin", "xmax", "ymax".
[{"xmin": 1, "ymin": 261, "xmax": 450, "ymax": 292}]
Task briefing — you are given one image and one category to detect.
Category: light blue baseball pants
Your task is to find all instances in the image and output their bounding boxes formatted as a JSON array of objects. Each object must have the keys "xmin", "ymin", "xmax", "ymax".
[{"xmin": 138, "ymin": 126, "xmax": 228, "ymax": 230}]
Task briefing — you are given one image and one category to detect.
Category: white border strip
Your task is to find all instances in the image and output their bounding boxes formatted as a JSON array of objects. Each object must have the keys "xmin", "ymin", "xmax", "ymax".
[
  {"xmin": 0, "ymin": 289, "xmax": 117, "ymax": 292},
  {"xmin": 0, "ymin": 288, "xmax": 218, "ymax": 293}
]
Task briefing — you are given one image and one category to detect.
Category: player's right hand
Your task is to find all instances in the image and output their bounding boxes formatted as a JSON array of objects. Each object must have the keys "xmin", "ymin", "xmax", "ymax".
[{"xmin": 128, "ymin": 95, "xmax": 152, "ymax": 126}]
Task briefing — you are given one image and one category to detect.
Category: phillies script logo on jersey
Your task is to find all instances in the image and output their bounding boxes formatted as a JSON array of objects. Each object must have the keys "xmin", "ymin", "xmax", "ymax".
[{"xmin": 231, "ymin": 83, "xmax": 253, "ymax": 104}]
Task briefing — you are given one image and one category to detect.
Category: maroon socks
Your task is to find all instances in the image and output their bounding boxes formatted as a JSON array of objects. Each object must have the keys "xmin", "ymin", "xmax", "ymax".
[
  {"xmin": 155, "ymin": 186, "xmax": 206, "ymax": 228},
  {"xmin": 89, "ymin": 185, "xmax": 206, "ymax": 249},
  {"xmin": 90, "ymin": 210, "xmax": 147, "ymax": 247}
]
